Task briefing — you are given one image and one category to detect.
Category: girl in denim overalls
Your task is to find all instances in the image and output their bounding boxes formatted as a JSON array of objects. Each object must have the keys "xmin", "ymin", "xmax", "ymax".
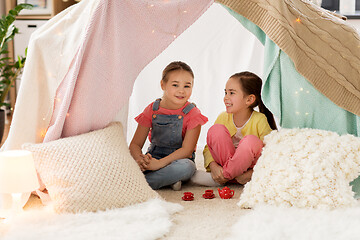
[{"xmin": 129, "ymin": 61, "xmax": 208, "ymax": 190}]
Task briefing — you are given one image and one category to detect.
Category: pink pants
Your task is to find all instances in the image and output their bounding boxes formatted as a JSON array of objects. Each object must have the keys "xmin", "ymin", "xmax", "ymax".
[{"xmin": 206, "ymin": 124, "xmax": 264, "ymax": 179}]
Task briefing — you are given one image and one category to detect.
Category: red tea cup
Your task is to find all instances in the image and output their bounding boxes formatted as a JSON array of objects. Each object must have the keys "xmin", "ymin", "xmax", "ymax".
[
  {"xmin": 183, "ymin": 192, "xmax": 194, "ymax": 200},
  {"xmin": 204, "ymin": 189, "xmax": 214, "ymax": 197}
]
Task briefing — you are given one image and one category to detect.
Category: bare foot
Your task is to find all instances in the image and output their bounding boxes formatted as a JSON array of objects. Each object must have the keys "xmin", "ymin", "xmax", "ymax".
[{"xmin": 235, "ymin": 169, "xmax": 253, "ymax": 185}]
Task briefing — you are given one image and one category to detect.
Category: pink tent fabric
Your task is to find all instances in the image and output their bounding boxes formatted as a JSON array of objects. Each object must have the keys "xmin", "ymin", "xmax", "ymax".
[{"xmin": 44, "ymin": 0, "xmax": 214, "ymax": 142}]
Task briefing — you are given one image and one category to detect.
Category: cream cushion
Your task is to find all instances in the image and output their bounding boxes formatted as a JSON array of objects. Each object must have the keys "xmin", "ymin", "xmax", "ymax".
[
  {"xmin": 22, "ymin": 122, "xmax": 159, "ymax": 213},
  {"xmin": 239, "ymin": 128, "xmax": 360, "ymax": 210}
]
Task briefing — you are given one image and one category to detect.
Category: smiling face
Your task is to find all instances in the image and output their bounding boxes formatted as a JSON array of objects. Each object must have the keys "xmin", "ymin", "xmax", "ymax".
[
  {"xmin": 161, "ymin": 70, "xmax": 193, "ymax": 109},
  {"xmin": 224, "ymin": 77, "xmax": 253, "ymax": 114}
]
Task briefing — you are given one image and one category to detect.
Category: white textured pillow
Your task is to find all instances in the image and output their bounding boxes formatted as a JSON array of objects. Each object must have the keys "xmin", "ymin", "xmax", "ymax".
[
  {"xmin": 239, "ymin": 128, "xmax": 360, "ymax": 210},
  {"xmin": 22, "ymin": 122, "xmax": 159, "ymax": 213}
]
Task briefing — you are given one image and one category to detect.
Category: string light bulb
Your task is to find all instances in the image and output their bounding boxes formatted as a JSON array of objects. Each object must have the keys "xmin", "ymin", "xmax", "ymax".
[{"xmin": 39, "ymin": 129, "xmax": 47, "ymax": 138}]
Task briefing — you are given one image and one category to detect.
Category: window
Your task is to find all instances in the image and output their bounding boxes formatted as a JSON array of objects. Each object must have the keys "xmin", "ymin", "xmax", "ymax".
[{"xmin": 321, "ymin": 0, "xmax": 338, "ymax": 11}]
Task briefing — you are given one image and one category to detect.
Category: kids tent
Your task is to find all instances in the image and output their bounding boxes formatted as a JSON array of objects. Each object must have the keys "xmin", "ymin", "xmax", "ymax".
[{"xmin": 2, "ymin": 0, "xmax": 360, "ymax": 188}]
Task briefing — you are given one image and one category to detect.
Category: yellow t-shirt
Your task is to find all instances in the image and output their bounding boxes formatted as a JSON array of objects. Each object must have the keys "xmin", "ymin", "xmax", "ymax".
[{"xmin": 203, "ymin": 111, "xmax": 273, "ymax": 171}]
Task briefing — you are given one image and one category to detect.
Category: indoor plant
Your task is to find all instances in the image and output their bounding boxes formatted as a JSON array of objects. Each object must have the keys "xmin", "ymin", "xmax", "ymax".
[{"xmin": 0, "ymin": 3, "xmax": 32, "ymax": 143}]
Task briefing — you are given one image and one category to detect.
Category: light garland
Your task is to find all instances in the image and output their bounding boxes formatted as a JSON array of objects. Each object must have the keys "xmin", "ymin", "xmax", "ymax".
[
  {"xmin": 39, "ymin": 129, "xmax": 47, "ymax": 138},
  {"xmin": 146, "ymin": 1, "xmax": 189, "ymax": 38},
  {"xmin": 294, "ymin": 87, "xmax": 311, "ymax": 116}
]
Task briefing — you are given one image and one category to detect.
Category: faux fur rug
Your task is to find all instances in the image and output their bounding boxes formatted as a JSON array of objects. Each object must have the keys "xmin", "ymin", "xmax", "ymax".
[
  {"xmin": 2, "ymin": 149, "xmax": 360, "ymax": 240},
  {"xmin": 0, "ymin": 198, "xmax": 182, "ymax": 240},
  {"xmin": 2, "ymin": 187, "xmax": 360, "ymax": 240},
  {"xmin": 227, "ymin": 205, "xmax": 360, "ymax": 240}
]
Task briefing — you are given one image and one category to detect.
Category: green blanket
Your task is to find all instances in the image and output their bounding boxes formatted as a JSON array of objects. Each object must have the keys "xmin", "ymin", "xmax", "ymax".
[{"xmin": 223, "ymin": 6, "xmax": 360, "ymax": 198}]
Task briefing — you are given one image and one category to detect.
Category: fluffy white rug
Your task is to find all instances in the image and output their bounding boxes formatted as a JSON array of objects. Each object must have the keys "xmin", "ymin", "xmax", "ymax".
[
  {"xmin": 226, "ymin": 204, "xmax": 360, "ymax": 240},
  {"xmin": 0, "ymin": 199, "xmax": 182, "ymax": 240}
]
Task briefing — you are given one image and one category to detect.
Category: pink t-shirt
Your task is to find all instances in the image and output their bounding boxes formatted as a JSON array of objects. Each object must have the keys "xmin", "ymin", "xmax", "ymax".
[{"xmin": 135, "ymin": 101, "xmax": 208, "ymax": 141}]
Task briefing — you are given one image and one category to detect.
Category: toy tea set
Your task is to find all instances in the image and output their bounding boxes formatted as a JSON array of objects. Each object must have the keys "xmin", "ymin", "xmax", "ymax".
[{"xmin": 182, "ymin": 186, "xmax": 234, "ymax": 201}]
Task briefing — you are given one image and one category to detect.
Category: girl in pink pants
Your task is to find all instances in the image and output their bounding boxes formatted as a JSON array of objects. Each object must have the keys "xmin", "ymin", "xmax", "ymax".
[
  {"xmin": 203, "ymin": 71, "xmax": 277, "ymax": 185},
  {"xmin": 207, "ymin": 124, "xmax": 264, "ymax": 180}
]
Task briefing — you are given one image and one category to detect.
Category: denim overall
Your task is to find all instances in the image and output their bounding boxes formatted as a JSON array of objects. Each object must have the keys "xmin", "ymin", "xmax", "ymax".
[{"xmin": 144, "ymin": 99, "xmax": 197, "ymax": 189}]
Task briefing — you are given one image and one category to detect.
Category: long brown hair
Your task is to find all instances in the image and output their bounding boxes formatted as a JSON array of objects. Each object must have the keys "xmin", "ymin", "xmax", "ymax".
[
  {"xmin": 162, "ymin": 61, "xmax": 194, "ymax": 83},
  {"xmin": 230, "ymin": 71, "xmax": 277, "ymax": 130}
]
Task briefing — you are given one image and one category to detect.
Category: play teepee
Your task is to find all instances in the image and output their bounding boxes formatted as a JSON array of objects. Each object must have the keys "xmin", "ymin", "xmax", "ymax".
[
  {"xmin": 2, "ymin": 0, "xmax": 360, "ymax": 150},
  {"xmin": 2, "ymin": 0, "xmax": 360, "ymax": 190}
]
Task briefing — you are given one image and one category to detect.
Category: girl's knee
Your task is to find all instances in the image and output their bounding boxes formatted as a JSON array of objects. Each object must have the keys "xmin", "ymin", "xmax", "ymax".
[
  {"xmin": 144, "ymin": 160, "xmax": 195, "ymax": 189},
  {"xmin": 180, "ymin": 160, "xmax": 196, "ymax": 177},
  {"xmin": 242, "ymin": 135, "xmax": 263, "ymax": 148},
  {"xmin": 239, "ymin": 136, "xmax": 264, "ymax": 157},
  {"xmin": 145, "ymin": 174, "xmax": 162, "ymax": 190},
  {"xmin": 207, "ymin": 124, "xmax": 230, "ymax": 142},
  {"xmin": 172, "ymin": 159, "xmax": 196, "ymax": 180}
]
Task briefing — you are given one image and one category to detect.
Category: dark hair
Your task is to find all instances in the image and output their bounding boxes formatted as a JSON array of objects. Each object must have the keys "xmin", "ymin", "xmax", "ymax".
[
  {"xmin": 162, "ymin": 61, "xmax": 194, "ymax": 83},
  {"xmin": 230, "ymin": 71, "xmax": 277, "ymax": 130}
]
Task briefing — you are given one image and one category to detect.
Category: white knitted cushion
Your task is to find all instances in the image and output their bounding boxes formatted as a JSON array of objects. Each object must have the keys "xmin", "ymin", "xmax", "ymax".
[
  {"xmin": 239, "ymin": 128, "xmax": 360, "ymax": 210},
  {"xmin": 22, "ymin": 122, "xmax": 158, "ymax": 213}
]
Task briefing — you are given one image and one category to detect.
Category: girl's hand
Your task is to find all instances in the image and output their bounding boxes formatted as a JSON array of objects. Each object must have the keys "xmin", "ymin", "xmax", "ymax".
[
  {"xmin": 135, "ymin": 154, "xmax": 150, "ymax": 172},
  {"xmin": 235, "ymin": 169, "xmax": 253, "ymax": 185},
  {"xmin": 145, "ymin": 156, "xmax": 166, "ymax": 171},
  {"xmin": 129, "ymin": 124, "xmax": 151, "ymax": 171},
  {"xmin": 209, "ymin": 161, "xmax": 228, "ymax": 185}
]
